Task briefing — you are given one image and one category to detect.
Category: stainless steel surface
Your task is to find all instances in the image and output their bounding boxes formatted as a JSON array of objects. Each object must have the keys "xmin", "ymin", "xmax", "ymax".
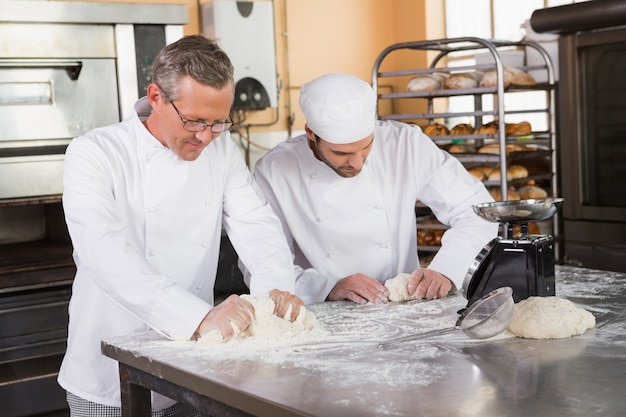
[
  {"xmin": 103, "ymin": 266, "xmax": 626, "ymax": 417},
  {"xmin": 472, "ymin": 198, "xmax": 564, "ymax": 224},
  {"xmin": 0, "ymin": 1, "xmax": 187, "ymax": 25},
  {"xmin": 379, "ymin": 286, "xmax": 514, "ymax": 348}
]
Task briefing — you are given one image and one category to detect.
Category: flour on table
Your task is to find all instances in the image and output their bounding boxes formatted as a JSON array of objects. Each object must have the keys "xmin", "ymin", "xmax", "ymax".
[
  {"xmin": 198, "ymin": 294, "xmax": 317, "ymax": 345},
  {"xmin": 385, "ymin": 273, "xmax": 412, "ymax": 302},
  {"xmin": 507, "ymin": 296, "xmax": 596, "ymax": 339}
]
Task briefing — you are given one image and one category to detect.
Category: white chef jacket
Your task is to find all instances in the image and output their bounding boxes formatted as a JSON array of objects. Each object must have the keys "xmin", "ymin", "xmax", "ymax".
[
  {"xmin": 252, "ymin": 120, "xmax": 498, "ymax": 305},
  {"xmin": 57, "ymin": 97, "xmax": 295, "ymax": 409}
]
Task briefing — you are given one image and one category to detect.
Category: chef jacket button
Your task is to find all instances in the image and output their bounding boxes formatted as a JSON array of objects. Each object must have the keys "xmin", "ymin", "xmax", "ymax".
[
  {"xmin": 374, "ymin": 204, "xmax": 383, "ymax": 209},
  {"xmin": 204, "ymin": 200, "xmax": 210, "ymax": 205},
  {"xmin": 144, "ymin": 157, "xmax": 150, "ymax": 163},
  {"xmin": 380, "ymin": 243, "xmax": 389, "ymax": 249},
  {"xmin": 316, "ymin": 217, "xmax": 323, "ymax": 222},
  {"xmin": 201, "ymin": 242, "xmax": 207, "ymax": 248},
  {"xmin": 310, "ymin": 173, "xmax": 317, "ymax": 179},
  {"xmin": 145, "ymin": 249, "xmax": 153, "ymax": 256},
  {"xmin": 148, "ymin": 207, "xmax": 156, "ymax": 213}
]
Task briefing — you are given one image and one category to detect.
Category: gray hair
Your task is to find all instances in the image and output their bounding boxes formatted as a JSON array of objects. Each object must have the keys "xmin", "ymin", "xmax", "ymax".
[{"xmin": 152, "ymin": 35, "xmax": 234, "ymax": 101}]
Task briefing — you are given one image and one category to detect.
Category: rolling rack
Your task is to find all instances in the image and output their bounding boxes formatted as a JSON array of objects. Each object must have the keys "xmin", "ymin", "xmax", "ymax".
[{"xmin": 370, "ymin": 37, "xmax": 559, "ymax": 259}]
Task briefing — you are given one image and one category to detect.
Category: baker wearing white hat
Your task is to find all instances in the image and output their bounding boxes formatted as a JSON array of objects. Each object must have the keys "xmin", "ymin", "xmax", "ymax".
[
  {"xmin": 246, "ymin": 73, "xmax": 498, "ymax": 305},
  {"xmin": 298, "ymin": 73, "xmax": 377, "ymax": 179}
]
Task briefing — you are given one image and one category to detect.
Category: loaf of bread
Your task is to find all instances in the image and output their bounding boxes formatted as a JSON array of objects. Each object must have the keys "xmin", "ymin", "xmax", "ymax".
[
  {"xmin": 478, "ymin": 143, "xmax": 527, "ymax": 154},
  {"xmin": 468, "ymin": 167, "xmax": 488, "ymax": 181},
  {"xmin": 489, "ymin": 187, "xmax": 521, "ymax": 201},
  {"xmin": 505, "ymin": 121, "xmax": 532, "ymax": 136},
  {"xmin": 450, "ymin": 123, "xmax": 475, "ymax": 135},
  {"xmin": 480, "ymin": 66, "xmax": 536, "ymax": 88},
  {"xmin": 487, "ymin": 165, "xmax": 529, "ymax": 182},
  {"xmin": 448, "ymin": 143, "xmax": 476, "ymax": 153},
  {"xmin": 477, "ymin": 121, "xmax": 499, "ymax": 135},
  {"xmin": 406, "ymin": 73, "xmax": 448, "ymax": 92},
  {"xmin": 443, "ymin": 73, "xmax": 480, "ymax": 89},
  {"xmin": 518, "ymin": 185, "xmax": 548, "ymax": 199},
  {"xmin": 423, "ymin": 123, "xmax": 450, "ymax": 136},
  {"xmin": 472, "ymin": 165, "xmax": 495, "ymax": 177}
]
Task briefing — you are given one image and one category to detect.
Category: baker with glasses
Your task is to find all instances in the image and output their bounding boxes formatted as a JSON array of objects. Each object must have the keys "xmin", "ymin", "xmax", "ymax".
[
  {"xmin": 58, "ymin": 35, "xmax": 302, "ymax": 417},
  {"xmin": 169, "ymin": 100, "xmax": 233, "ymax": 133}
]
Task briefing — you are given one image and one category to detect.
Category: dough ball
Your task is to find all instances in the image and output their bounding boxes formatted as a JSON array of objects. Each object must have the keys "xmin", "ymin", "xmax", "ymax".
[
  {"xmin": 197, "ymin": 294, "xmax": 317, "ymax": 344},
  {"xmin": 508, "ymin": 296, "xmax": 596, "ymax": 339},
  {"xmin": 241, "ymin": 294, "xmax": 317, "ymax": 337},
  {"xmin": 384, "ymin": 273, "xmax": 412, "ymax": 302}
]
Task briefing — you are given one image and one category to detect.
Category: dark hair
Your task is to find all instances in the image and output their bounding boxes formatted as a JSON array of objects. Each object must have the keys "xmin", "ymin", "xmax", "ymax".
[{"xmin": 152, "ymin": 35, "xmax": 234, "ymax": 101}]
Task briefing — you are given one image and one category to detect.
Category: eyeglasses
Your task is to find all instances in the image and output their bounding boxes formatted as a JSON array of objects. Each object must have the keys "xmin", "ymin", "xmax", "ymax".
[{"xmin": 170, "ymin": 101, "xmax": 233, "ymax": 133}]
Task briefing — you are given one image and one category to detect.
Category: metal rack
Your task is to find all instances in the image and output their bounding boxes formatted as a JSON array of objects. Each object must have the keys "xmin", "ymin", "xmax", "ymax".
[{"xmin": 371, "ymin": 37, "xmax": 558, "ymax": 254}]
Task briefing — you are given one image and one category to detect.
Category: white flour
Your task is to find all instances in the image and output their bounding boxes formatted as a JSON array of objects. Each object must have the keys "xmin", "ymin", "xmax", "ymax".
[{"xmin": 130, "ymin": 266, "xmax": 619, "ymax": 392}]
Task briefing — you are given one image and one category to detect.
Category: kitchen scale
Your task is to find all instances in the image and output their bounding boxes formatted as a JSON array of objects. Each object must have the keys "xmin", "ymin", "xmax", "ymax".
[{"xmin": 462, "ymin": 198, "xmax": 564, "ymax": 306}]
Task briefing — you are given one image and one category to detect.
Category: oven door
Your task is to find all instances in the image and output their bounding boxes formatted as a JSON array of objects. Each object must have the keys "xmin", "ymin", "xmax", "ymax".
[
  {"xmin": 0, "ymin": 58, "xmax": 119, "ymax": 144},
  {"xmin": 0, "ymin": 58, "xmax": 120, "ymax": 198},
  {"xmin": 559, "ymin": 28, "xmax": 626, "ymax": 222},
  {"xmin": 558, "ymin": 27, "xmax": 626, "ymax": 271}
]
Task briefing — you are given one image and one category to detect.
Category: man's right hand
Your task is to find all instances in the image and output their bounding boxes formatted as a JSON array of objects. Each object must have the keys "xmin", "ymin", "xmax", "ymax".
[
  {"xmin": 326, "ymin": 273, "xmax": 390, "ymax": 304},
  {"xmin": 193, "ymin": 294, "xmax": 254, "ymax": 341}
]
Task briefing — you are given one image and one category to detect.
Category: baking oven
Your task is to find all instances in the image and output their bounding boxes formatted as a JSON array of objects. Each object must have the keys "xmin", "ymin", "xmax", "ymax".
[
  {"xmin": 531, "ymin": 0, "xmax": 626, "ymax": 273},
  {"xmin": 0, "ymin": 2, "xmax": 186, "ymax": 416}
]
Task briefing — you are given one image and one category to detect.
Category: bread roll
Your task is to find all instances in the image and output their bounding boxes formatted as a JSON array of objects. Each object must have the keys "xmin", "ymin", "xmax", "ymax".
[
  {"xmin": 472, "ymin": 165, "xmax": 495, "ymax": 177},
  {"xmin": 487, "ymin": 165, "xmax": 528, "ymax": 182},
  {"xmin": 450, "ymin": 123, "xmax": 475, "ymax": 135},
  {"xmin": 518, "ymin": 185, "xmax": 548, "ymax": 199},
  {"xmin": 443, "ymin": 73, "xmax": 479, "ymax": 89},
  {"xmin": 477, "ymin": 121, "xmax": 499, "ymax": 135},
  {"xmin": 505, "ymin": 121, "xmax": 532, "ymax": 136},
  {"xmin": 423, "ymin": 123, "xmax": 449, "ymax": 136},
  {"xmin": 509, "ymin": 165, "xmax": 529, "ymax": 179},
  {"xmin": 478, "ymin": 143, "xmax": 527, "ymax": 154},
  {"xmin": 488, "ymin": 187, "xmax": 521, "ymax": 202},
  {"xmin": 468, "ymin": 167, "xmax": 487, "ymax": 181},
  {"xmin": 448, "ymin": 143, "xmax": 476, "ymax": 153},
  {"xmin": 479, "ymin": 66, "xmax": 536, "ymax": 88},
  {"xmin": 407, "ymin": 74, "xmax": 443, "ymax": 92}
]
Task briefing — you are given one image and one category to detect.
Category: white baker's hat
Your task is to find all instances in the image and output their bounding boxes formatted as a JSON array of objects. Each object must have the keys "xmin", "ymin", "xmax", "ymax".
[{"xmin": 299, "ymin": 73, "xmax": 376, "ymax": 144}]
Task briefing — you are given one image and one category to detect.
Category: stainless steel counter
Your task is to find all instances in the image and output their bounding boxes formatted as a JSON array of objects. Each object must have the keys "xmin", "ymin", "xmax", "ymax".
[{"xmin": 102, "ymin": 266, "xmax": 626, "ymax": 417}]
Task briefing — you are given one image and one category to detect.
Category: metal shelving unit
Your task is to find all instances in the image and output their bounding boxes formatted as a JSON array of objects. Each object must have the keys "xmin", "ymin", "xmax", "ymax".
[{"xmin": 371, "ymin": 37, "xmax": 558, "ymax": 255}]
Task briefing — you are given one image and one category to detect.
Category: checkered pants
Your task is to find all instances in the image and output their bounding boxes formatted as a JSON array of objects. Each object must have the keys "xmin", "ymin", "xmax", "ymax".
[{"xmin": 67, "ymin": 392, "xmax": 212, "ymax": 417}]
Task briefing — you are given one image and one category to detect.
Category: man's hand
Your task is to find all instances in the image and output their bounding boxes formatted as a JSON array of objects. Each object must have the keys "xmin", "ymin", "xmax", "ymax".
[
  {"xmin": 268, "ymin": 289, "xmax": 304, "ymax": 322},
  {"xmin": 326, "ymin": 273, "xmax": 390, "ymax": 304},
  {"xmin": 193, "ymin": 294, "xmax": 254, "ymax": 341},
  {"xmin": 407, "ymin": 268, "xmax": 455, "ymax": 300}
]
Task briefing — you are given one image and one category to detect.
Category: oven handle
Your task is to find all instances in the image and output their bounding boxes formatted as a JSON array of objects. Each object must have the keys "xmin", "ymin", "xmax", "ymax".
[{"xmin": 0, "ymin": 61, "xmax": 83, "ymax": 80}]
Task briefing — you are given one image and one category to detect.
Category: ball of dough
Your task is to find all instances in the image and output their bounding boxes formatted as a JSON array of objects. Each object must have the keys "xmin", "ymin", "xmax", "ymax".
[
  {"xmin": 508, "ymin": 296, "xmax": 596, "ymax": 339},
  {"xmin": 384, "ymin": 273, "xmax": 412, "ymax": 302},
  {"xmin": 198, "ymin": 294, "xmax": 317, "ymax": 344},
  {"xmin": 241, "ymin": 294, "xmax": 317, "ymax": 337}
]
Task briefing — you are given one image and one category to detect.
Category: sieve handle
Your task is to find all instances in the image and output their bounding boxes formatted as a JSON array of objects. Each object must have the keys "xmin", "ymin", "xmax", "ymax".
[{"xmin": 378, "ymin": 327, "xmax": 458, "ymax": 349}]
